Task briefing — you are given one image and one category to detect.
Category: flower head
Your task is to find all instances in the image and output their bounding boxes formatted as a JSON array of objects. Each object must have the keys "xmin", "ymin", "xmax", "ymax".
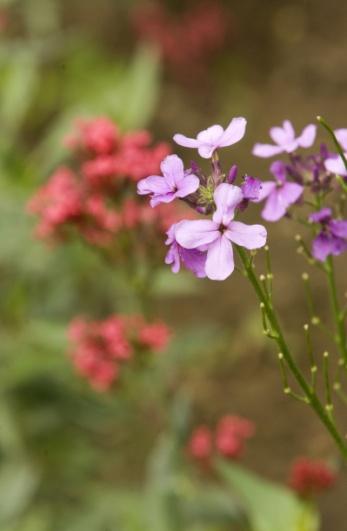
[
  {"xmin": 241, "ymin": 175, "xmax": 262, "ymax": 201},
  {"xmin": 137, "ymin": 154, "xmax": 199, "ymax": 207},
  {"xmin": 288, "ymin": 457, "xmax": 337, "ymax": 497},
  {"xmin": 253, "ymin": 120, "xmax": 316, "ymax": 158},
  {"xmin": 255, "ymin": 161, "xmax": 304, "ymax": 222},
  {"xmin": 309, "ymin": 208, "xmax": 347, "ymax": 261},
  {"xmin": 188, "ymin": 426, "xmax": 213, "ymax": 460},
  {"xmin": 216, "ymin": 415, "xmax": 255, "ymax": 458},
  {"xmin": 68, "ymin": 314, "xmax": 171, "ymax": 391},
  {"xmin": 175, "ymin": 183, "xmax": 267, "ymax": 280},
  {"xmin": 138, "ymin": 321, "xmax": 171, "ymax": 352},
  {"xmin": 173, "ymin": 117, "xmax": 247, "ymax": 159},
  {"xmin": 188, "ymin": 415, "xmax": 255, "ymax": 463}
]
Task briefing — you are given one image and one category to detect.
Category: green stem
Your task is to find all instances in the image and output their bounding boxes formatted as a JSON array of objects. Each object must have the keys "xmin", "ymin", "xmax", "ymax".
[
  {"xmin": 325, "ymin": 256, "xmax": 347, "ymax": 366},
  {"xmin": 237, "ymin": 246, "xmax": 347, "ymax": 459}
]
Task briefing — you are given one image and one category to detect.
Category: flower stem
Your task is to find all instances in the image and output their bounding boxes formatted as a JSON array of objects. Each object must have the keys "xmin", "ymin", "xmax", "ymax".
[
  {"xmin": 325, "ymin": 256, "xmax": 347, "ymax": 367},
  {"xmin": 236, "ymin": 246, "xmax": 347, "ymax": 459}
]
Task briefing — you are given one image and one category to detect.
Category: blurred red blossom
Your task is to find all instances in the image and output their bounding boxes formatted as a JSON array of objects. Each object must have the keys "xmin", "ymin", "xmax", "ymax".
[
  {"xmin": 215, "ymin": 415, "xmax": 255, "ymax": 458},
  {"xmin": 68, "ymin": 314, "xmax": 171, "ymax": 391},
  {"xmin": 28, "ymin": 117, "xmax": 187, "ymax": 251},
  {"xmin": 188, "ymin": 415, "xmax": 255, "ymax": 463},
  {"xmin": 138, "ymin": 321, "xmax": 172, "ymax": 351},
  {"xmin": 188, "ymin": 425, "xmax": 213, "ymax": 460},
  {"xmin": 288, "ymin": 457, "xmax": 337, "ymax": 497},
  {"xmin": 132, "ymin": 1, "xmax": 231, "ymax": 77}
]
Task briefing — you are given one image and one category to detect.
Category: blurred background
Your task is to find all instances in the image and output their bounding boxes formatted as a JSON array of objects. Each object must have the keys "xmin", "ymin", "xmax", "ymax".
[{"xmin": 0, "ymin": 0, "xmax": 346, "ymax": 529}]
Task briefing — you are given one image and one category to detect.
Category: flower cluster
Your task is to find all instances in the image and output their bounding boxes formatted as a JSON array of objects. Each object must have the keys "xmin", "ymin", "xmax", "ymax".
[
  {"xmin": 188, "ymin": 415, "xmax": 255, "ymax": 462},
  {"xmin": 288, "ymin": 457, "xmax": 337, "ymax": 497},
  {"xmin": 132, "ymin": 1, "xmax": 230, "ymax": 77},
  {"xmin": 28, "ymin": 117, "xmax": 180, "ymax": 248},
  {"xmin": 137, "ymin": 115, "xmax": 347, "ymax": 277},
  {"xmin": 68, "ymin": 314, "xmax": 171, "ymax": 391},
  {"xmin": 253, "ymin": 120, "xmax": 347, "ymax": 261},
  {"xmin": 138, "ymin": 117, "xmax": 268, "ymax": 281}
]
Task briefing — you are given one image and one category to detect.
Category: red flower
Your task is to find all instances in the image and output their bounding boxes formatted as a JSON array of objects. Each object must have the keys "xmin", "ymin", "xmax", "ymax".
[
  {"xmin": 29, "ymin": 117, "xmax": 173, "ymax": 249},
  {"xmin": 288, "ymin": 458, "xmax": 337, "ymax": 497},
  {"xmin": 188, "ymin": 425, "xmax": 213, "ymax": 460},
  {"xmin": 132, "ymin": 1, "xmax": 231, "ymax": 76},
  {"xmin": 68, "ymin": 314, "xmax": 171, "ymax": 392},
  {"xmin": 188, "ymin": 415, "xmax": 255, "ymax": 464},
  {"xmin": 215, "ymin": 416, "xmax": 255, "ymax": 459},
  {"xmin": 66, "ymin": 117, "xmax": 120, "ymax": 155},
  {"xmin": 138, "ymin": 321, "xmax": 171, "ymax": 352}
]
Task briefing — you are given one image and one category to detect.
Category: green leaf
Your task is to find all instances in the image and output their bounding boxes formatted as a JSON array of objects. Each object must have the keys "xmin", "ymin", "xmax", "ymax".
[
  {"xmin": 0, "ymin": 49, "xmax": 39, "ymax": 146},
  {"xmin": 216, "ymin": 460, "xmax": 320, "ymax": 531},
  {"xmin": 118, "ymin": 44, "xmax": 161, "ymax": 129},
  {"xmin": 0, "ymin": 461, "xmax": 39, "ymax": 525}
]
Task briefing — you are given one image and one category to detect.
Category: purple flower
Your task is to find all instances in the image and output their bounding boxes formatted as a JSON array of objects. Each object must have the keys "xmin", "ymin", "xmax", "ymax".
[
  {"xmin": 335, "ymin": 129, "xmax": 347, "ymax": 150},
  {"xmin": 309, "ymin": 208, "xmax": 347, "ymax": 261},
  {"xmin": 165, "ymin": 223, "xmax": 207, "ymax": 278},
  {"xmin": 175, "ymin": 183, "xmax": 267, "ymax": 281},
  {"xmin": 227, "ymin": 164, "xmax": 238, "ymax": 184},
  {"xmin": 323, "ymin": 129, "xmax": 347, "ymax": 177},
  {"xmin": 241, "ymin": 176, "xmax": 262, "ymax": 201},
  {"xmin": 324, "ymin": 154, "xmax": 347, "ymax": 177},
  {"xmin": 173, "ymin": 117, "xmax": 247, "ymax": 159},
  {"xmin": 255, "ymin": 161, "xmax": 304, "ymax": 222},
  {"xmin": 137, "ymin": 154, "xmax": 199, "ymax": 207},
  {"xmin": 253, "ymin": 120, "xmax": 316, "ymax": 158}
]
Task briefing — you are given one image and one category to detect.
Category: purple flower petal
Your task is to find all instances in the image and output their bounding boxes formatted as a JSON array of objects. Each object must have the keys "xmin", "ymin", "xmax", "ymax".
[
  {"xmin": 137, "ymin": 175, "xmax": 171, "ymax": 196},
  {"xmin": 175, "ymin": 175, "xmax": 200, "ymax": 198},
  {"xmin": 218, "ymin": 117, "xmax": 247, "ymax": 147},
  {"xmin": 225, "ymin": 221, "xmax": 267, "ymax": 249},
  {"xmin": 261, "ymin": 189, "xmax": 288, "ymax": 222},
  {"xmin": 227, "ymin": 164, "xmax": 238, "ymax": 184},
  {"xmin": 205, "ymin": 235, "xmax": 234, "ymax": 281},
  {"xmin": 241, "ymin": 176, "xmax": 262, "ymax": 201},
  {"xmin": 213, "ymin": 183, "xmax": 243, "ymax": 225},
  {"xmin": 254, "ymin": 121, "xmax": 315, "ymax": 158},
  {"xmin": 197, "ymin": 125, "xmax": 224, "ymax": 144},
  {"xmin": 270, "ymin": 160, "xmax": 287, "ymax": 183},
  {"xmin": 161, "ymin": 154, "xmax": 185, "ymax": 187},
  {"xmin": 174, "ymin": 118, "xmax": 247, "ymax": 159},
  {"xmin": 335, "ymin": 129, "xmax": 347, "ymax": 151},
  {"xmin": 150, "ymin": 192, "xmax": 176, "ymax": 207},
  {"xmin": 309, "ymin": 208, "xmax": 332, "ymax": 224},
  {"xmin": 179, "ymin": 247, "xmax": 207, "ymax": 278},
  {"xmin": 329, "ymin": 219, "xmax": 347, "ymax": 239},
  {"xmin": 325, "ymin": 155, "xmax": 347, "ymax": 176},
  {"xmin": 261, "ymin": 182, "xmax": 303, "ymax": 222},
  {"xmin": 165, "ymin": 241, "xmax": 181, "ymax": 273},
  {"xmin": 175, "ymin": 219, "xmax": 219, "ymax": 249},
  {"xmin": 252, "ymin": 143, "xmax": 284, "ymax": 158},
  {"xmin": 254, "ymin": 181, "xmax": 276, "ymax": 202},
  {"xmin": 281, "ymin": 182, "xmax": 304, "ymax": 203},
  {"xmin": 173, "ymin": 134, "xmax": 200, "ymax": 149},
  {"xmin": 297, "ymin": 124, "xmax": 316, "ymax": 148},
  {"xmin": 197, "ymin": 144, "xmax": 217, "ymax": 159},
  {"xmin": 270, "ymin": 122, "xmax": 294, "ymax": 145},
  {"xmin": 312, "ymin": 233, "xmax": 347, "ymax": 262}
]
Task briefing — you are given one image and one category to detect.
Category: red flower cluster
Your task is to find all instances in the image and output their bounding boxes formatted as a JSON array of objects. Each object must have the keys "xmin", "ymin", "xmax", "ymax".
[
  {"xmin": 68, "ymin": 314, "xmax": 171, "ymax": 391},
  {"xmin": 288, "ymin": 457, "xmax": 337, "ymax": 497},
  {"xmin": 28, "ymin": 117, "xmax": 174, "ymax": 247},
  {"xmin": 132, "ymin": 1, "xmax": 230, "ymax": 76},
  {"xmin": 188, "ymin": 415, "xmax": 255, "ymax": 462}
]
